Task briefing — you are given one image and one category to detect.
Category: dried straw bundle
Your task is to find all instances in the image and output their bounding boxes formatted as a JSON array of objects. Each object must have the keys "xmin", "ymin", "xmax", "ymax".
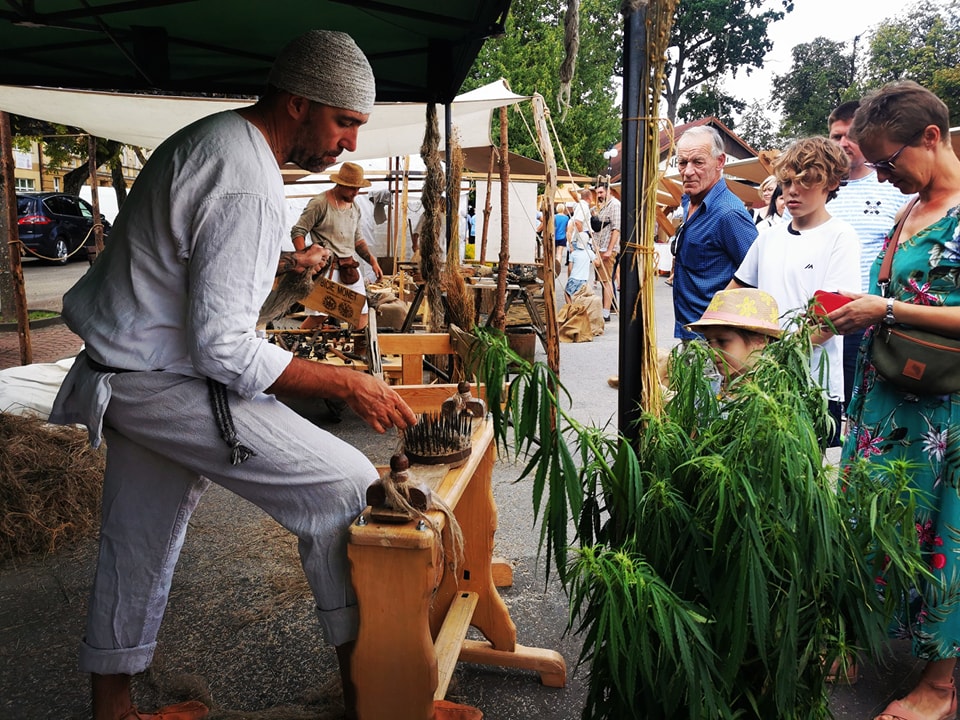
[
  {"xmin": 0, "ymin": 413, "xmax": 104, "ymax": 561},
  {"xmin": 420, "ymin": 102, "xmax": 445, "ymax": 332}
]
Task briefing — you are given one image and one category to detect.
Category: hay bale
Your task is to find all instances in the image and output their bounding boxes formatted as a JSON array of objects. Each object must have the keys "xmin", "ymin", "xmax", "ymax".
[{"xmin": 0, "ymin": 413, "xmax": 104, "ymax": 561}]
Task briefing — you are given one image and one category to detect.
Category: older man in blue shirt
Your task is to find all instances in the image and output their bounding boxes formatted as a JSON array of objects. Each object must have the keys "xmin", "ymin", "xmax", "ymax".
[{"xmin": 672, "ymin": 126, "xmax": 758, "ymax": 340}]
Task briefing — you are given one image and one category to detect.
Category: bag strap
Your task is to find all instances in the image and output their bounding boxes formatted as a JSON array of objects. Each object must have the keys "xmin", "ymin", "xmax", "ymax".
[{"xmin": 877, "ymin": 196, "xmax": 920, "ymax": 297}]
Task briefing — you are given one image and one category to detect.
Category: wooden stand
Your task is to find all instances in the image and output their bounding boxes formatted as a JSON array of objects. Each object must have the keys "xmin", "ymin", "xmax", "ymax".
[{"xmin": 348, "ymin": 421, "xmax": 566, "ymax": 719}]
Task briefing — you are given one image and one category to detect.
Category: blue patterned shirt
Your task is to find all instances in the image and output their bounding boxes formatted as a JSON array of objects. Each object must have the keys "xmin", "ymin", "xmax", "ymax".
[{"xmin": 673, "ymin": 180, "xmax": 758, "ymax": 339}]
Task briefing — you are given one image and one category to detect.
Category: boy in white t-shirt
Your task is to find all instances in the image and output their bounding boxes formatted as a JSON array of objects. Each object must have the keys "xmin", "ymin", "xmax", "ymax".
[{"xmin": 729, "ymin": 136, "xmax": 861, "ymax": 447}]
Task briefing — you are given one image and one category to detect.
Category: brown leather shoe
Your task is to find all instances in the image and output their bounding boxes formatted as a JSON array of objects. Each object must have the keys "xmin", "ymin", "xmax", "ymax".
[
  {"xmin": 434, "ymin": 699, "xmax": 483, "ymax": 719},
  {"xmin": 120, "ymin": 701, "xmax": 209, "ymax": 720}
]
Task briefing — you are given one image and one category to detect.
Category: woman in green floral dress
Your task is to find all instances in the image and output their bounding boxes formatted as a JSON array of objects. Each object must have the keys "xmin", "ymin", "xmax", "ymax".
[{"xmin": 829, "ymin": 81, "xmax": 960, "ymax": 720}]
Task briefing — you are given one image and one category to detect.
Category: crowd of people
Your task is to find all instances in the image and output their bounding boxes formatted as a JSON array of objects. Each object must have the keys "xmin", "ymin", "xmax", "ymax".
[
  {"xmin": 39, "ymin": 13, "xmax": 960, "ymax": 717},
  {"xmin": 667, "ymin": 82, "xmax": 960, "ymax": 720}
]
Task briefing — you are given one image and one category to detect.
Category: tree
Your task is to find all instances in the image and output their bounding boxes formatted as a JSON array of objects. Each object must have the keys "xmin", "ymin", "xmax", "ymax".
[
  {"xmin": 771, "ymin": 37, "xmax": 854, "ymax": 140},
  {"xmin": 662, "ymin": 0, "xmax": 792, "ymax": 125},
  {"xmin": 11, "ymin": 114, "xmax": 130, "ymax": 204},
  {"xmin": 676, "ymin": 81, "xmax": 745, "ymax": 127},
  {"xmin": 465, "ymin": 0, "xmax": 621, "ymax": 176},
  {"xmin": 931, "ymin": 66, "xmax": 960, "ymax": 119},
  {"xmin": 863, "ymin": 0, "xmax": 960, "ymax": 90},
  {"xmin": 736, "ymin": 100, "xmax": 780, "ymax": 152}
]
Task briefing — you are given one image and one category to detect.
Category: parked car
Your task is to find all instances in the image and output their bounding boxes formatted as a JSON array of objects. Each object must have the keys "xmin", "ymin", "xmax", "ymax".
[{"xmin": 16, "ymin": 192, "xmax": 111, "ymax": 265}]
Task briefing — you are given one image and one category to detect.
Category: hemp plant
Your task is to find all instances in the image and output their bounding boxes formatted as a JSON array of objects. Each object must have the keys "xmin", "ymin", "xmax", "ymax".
[{"xmin": 470, "ymin": 324, "xmax": 937, "ymax": 720}]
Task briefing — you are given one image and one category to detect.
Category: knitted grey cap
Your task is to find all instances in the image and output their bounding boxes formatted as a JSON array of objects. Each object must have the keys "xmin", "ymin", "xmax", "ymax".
[{"xmin": 268, "ymin": 30, "xmax": 376, "ymax": 115}]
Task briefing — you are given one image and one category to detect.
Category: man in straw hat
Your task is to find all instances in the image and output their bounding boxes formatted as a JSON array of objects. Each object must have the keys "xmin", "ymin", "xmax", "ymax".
[
  {"xmin": 292, "ymin": 161, "xmax": 383, "ymax": 330},
  {"xmin": 49, "ymin": 30, "xmax": 416, "ymax": 720}
]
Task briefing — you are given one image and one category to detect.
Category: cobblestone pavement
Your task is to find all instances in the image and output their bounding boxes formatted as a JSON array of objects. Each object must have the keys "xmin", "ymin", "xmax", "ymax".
[{"xmin": 0, "ymin": 321, "xmax": 83, "ymax": 370}]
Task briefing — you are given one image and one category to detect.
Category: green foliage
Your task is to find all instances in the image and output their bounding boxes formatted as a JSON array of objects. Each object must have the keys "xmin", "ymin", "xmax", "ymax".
[
  {"xmin": 676, "ymin": 81, "xmax": 745, "ymax": 127},
  {"xmin": 471, "ymin": 323, "xmax": 937, "ymax": 720},
  {"xmin": 772, "ymin": 37, "xmax": 855, "ymax": 140},
  {"xmin": 932, "ymin": 66, "xmax": 960, "ymax": 119},
  {"xmin": 663, "ymin": 0, "xmax": 791, "ymax": 124},
  {"xmin": 11, "ymin": 114, "xmax": 127, "ymax": 196},
  {"xmin": 464, "ymin": 0, "xmax": 621, "ymax": 176},
  {"xmin": 863, "ymin": 0, "xmax": 960, "ymax": 90},
  {"xmin": 736, "ymin": 101, "xmax": 781, "ymax": 152}
]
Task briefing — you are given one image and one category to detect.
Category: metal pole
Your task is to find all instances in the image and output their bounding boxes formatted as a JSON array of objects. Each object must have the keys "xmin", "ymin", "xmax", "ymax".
[{"xmin": 618, "ymin": 1, "xmax": 647, "ymax": 439}]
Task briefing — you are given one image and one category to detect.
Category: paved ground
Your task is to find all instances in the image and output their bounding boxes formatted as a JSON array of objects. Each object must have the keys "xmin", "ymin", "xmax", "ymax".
[{"xmin": 0, "ymin": 271, "xmax": 942, "ymax": 719}]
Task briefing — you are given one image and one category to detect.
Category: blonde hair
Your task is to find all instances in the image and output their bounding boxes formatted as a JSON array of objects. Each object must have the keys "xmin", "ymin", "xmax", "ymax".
[{"xmin": 758, "ymin": 175, "xmax": 778, "ymax": 198}]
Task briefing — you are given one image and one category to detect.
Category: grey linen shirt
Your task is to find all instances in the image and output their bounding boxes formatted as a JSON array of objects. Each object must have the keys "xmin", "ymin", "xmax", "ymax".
[{"xmin": 51, "ymin": 111, "xmax": 292, "ymax": 445}]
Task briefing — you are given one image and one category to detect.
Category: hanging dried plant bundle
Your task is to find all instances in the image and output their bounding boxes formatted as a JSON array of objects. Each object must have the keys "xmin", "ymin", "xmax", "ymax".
[
  {"xmin": 420, "ymin": 103, "xmax": 445, "ymax": 332},
  {"xmin": 557, "ymin": 0, "xmax": 580, "ymax": 117},
  {"xmin": 628, "ymin": 0, "xmax": 678, "ymax": 419},
  {"xmin": 443, "ymin": 129, "xmax": 475, "ymax": 370},
  {"xmin": 0, "ymin": 413, "xmax": 105, "ymax": 560}
]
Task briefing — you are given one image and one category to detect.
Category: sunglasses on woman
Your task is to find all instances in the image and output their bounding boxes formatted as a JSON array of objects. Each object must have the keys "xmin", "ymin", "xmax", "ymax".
[{"xmin": 865, "ymin": 130, "xmax": 923, "ymax": 173}]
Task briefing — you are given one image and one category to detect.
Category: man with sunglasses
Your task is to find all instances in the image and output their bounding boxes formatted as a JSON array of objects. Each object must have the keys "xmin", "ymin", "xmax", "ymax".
[{"xmin": 826, "ymin": 100, "xmax": 912, "ymax": 409}]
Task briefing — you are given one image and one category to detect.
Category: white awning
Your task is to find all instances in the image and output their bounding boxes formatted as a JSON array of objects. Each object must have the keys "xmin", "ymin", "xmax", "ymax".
[{"xmin": 0, "ymin": 79, "xmax": 528, "ymax": 160}]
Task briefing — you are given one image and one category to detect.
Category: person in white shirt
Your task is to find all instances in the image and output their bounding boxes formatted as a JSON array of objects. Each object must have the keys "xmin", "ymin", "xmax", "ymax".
[
  {"xmin": 48, "ymin": 30, "xmax": 416, "ymax": 720},
  {"xmin": 730, "ymin": 136, "xmax": 861, "ymax": 447}
]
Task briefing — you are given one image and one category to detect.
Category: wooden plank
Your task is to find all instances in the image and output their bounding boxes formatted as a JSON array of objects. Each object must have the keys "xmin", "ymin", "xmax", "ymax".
[
  {"xmin": 491, "ymin": 557, "xmax": 513, "ymax": 588},
  {"xmin": 459, "ymin": 639, "xmax": 567, "ymax": 688},
  {"xmin": 394, "ymin": 383, "xmax": 481, "ymax": 414},
  {"xmin": 433, "ymin": 591, "xmax": 479, "ymax": 700},
  {"xmin": 378, "ymin": 333, "xmax": 453, "ymax": 355}
]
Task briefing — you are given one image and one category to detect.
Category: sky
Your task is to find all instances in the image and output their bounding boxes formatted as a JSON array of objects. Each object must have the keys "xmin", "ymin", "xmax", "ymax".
[{"xmin": 723, "ymin": 0, "xmax": 918, "ymax": 112}]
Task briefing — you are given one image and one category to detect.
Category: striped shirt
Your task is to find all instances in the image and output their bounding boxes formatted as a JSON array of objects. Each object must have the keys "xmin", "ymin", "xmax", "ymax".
[{"xmin": 827, "ymin": 172, "xmax": 911, "ymax": 292}]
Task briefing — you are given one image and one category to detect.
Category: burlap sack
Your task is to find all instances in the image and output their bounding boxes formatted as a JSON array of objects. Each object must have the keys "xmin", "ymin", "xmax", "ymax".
[
  {"xmin": 572, "ymin": 284, "xmax": 605, "ymax": 336},
  {"xmin": 376, "ymin": 298, "xmax": 410, "ymax": 330},
  {"xmin": 557, "ymin": 302, "xmax": 593, "ymax": 343}
]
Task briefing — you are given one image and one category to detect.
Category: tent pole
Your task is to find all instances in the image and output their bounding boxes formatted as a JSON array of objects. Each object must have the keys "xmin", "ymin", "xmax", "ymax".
[
  {"xmin": 618, "ymin": 1, "xmax": 647, "ymax": 439},
  {"xmin": 445, "ymin": 102, "xmax": 453, "ymax": 255},
  {"xmin": 0, "ymin": 111, "xmax": 32, "ymax": 364},
  {"xmin": 531, "ymin": 94, "xmax": 559, "ymax": 375},
  {"xmin": 479, "ymin": 147, "xmax": 494, "ymax": 265},
  {"xmin": 490, "ymin": 107, "xmax": 510, "ymax": 331},
  {"xmin": 87, "ymin": 135, "xmax": 104, "ymax": 253}
]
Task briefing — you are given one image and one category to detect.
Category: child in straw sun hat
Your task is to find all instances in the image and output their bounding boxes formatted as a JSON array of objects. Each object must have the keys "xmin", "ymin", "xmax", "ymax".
[{"xmin": 686, "ymin": 287, "xmax": 781, "ymax": 383}]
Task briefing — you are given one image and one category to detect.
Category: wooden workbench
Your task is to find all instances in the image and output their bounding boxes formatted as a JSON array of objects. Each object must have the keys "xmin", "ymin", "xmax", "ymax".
[{"xmin": 347, "ymin": 420, "xmax": 566, "ymax": 719}]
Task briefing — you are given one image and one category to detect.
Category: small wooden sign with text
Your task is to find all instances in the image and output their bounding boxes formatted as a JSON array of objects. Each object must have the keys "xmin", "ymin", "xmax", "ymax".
[{"xmin": 301, "ymin": 276, "xmax": 365, "ymax": 325}]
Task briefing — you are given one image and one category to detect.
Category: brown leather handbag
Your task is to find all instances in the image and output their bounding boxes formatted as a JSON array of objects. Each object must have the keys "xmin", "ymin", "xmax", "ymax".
[
  {"xmin": 337, "ymin": 256, "xmax": 361, "ymax": 285},
  {"xmin": 870, "ymin": 198, "xmax": 960, "ymax": 395}
]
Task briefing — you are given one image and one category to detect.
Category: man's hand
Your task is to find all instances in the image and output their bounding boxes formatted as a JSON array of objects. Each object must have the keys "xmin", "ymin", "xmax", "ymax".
[
  {"xmin": 270, "ymin": 358, "xmax": 416, "ymax": 434},
  {"xmin": 299, "ymin": 244, "xmax": 331, "ymax": 274},
  {"xmin": 370, "ymin": 258, "xmax": 384, "ymax": 281},
  {"xmin": 339, "ymin": 372, "xmax": 416, "ymax": 433},
  {"xmin": 277, "ymin": 245, "xmax": 330, "ymax": 276}
]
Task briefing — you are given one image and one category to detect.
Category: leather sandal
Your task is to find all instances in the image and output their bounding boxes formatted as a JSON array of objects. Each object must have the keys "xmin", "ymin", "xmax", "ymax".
[
  {"xmin": 119, "ymin": 700, "xmax": 209, "ymax": 720},
  {"xmin": 875, "ymin": 677, "xmax": 957, "ymax": 720}
]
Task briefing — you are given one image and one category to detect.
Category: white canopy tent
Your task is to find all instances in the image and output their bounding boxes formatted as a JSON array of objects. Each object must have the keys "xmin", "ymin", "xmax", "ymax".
[{"xmin": 0, "ymin": 79, "xmax": 528, "ymax": 159}]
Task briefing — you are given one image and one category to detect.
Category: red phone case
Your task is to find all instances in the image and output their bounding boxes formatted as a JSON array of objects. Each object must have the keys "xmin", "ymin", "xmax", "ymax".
[{"xmin": 812, "ymin": 290, "xmax": 852, "ymax": 316}]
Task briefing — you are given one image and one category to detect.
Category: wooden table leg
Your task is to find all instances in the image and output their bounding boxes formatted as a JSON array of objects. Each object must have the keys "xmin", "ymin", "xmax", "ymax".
[{"xmin": 349, "ymin": 530, "xmax": 439, "ymax": 720}]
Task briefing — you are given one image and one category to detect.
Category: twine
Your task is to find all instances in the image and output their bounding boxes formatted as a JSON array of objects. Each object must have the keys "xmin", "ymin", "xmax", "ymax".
[{"xmin": 377, "ymin": 452, "xmax": 466, "ymax": 585}]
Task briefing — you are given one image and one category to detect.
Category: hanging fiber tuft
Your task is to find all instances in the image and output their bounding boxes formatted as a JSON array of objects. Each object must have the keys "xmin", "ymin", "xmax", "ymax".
[{"xmin": 558, "ymin": 0, "xmax": 580, "ymax": 118}]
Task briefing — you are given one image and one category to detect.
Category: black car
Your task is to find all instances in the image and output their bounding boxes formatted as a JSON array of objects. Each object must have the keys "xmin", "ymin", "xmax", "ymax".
[{"xmin": 16, "ymin": 192, "xmax": 110, "ymax": 265}]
